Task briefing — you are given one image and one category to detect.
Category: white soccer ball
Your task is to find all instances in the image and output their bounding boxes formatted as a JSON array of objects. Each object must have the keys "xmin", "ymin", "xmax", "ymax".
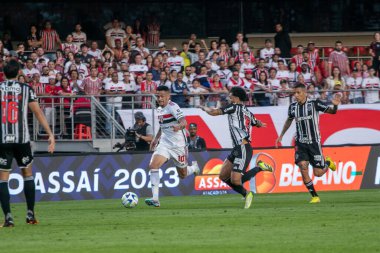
[{"xmin": 121, "ymin": 192, "xmax": 138, "ymax": 208}]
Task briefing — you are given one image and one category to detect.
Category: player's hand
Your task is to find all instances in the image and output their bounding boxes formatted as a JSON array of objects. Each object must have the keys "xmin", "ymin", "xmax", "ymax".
[
  {"xmin": 172, "ymin": 125, "xmax": 182, "ymax": 132},
  {"xmin": 275, "ymin": 136, "xmax": 282, "ymax": 148},
  {"xmin": 48, "ymin": 135, "xmax": 55, "ymax": 154},
  {"xmin": 149, "ymin": 141, "xmax": 157, "ymax": 151},
  {"xmin": 332, "ymin": 93, "xmax": 342, "ymax": 105}
]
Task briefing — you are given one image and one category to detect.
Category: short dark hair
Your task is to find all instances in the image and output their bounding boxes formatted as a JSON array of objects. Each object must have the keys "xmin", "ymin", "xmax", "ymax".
[
  {"xmin": 157, "ymin": 85, "xmax": 170, "ymax": 92},
  {"xmin": 265, "ymin": 39, "xmax": 272, "ymax": 43},
  {"xmin": 4, "ymin": 59, "xmax": 20, "ymax": 79},
  {"xmin": 294, "ymin": 83, "xmax": 307, "ymax": 89},
  {"xmin": 336, "ymin": 40, "xmax": 342, "ymax": 44},
  {"xmin": 230, "ymin": 86, "xmax": 248, "ymax": 101},
  {"xmin": 189, "ymin": 123, "xmax": 197, "ymax": 128}
]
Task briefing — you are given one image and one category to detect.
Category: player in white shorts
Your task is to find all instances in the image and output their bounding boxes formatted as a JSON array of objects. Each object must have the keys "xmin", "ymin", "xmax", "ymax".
[{"xmin": 145, "ymin": 85, "xmax": 200, "ymax": 207}]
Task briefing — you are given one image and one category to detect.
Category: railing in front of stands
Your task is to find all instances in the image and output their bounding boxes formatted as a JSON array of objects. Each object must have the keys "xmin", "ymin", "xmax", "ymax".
[{"xmin": 31, "ymin": 89, "xmax": 378, "ymax": 141}]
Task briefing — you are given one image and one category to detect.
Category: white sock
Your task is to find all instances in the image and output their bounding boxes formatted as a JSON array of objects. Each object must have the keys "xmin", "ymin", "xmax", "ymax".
[
  {"xmin": 150, "ymin": 169, "xmax": 160, "ymax": 201},
  {"xmin": 186, "ymin": 164, "xmax": 195, "ymax": 176}
]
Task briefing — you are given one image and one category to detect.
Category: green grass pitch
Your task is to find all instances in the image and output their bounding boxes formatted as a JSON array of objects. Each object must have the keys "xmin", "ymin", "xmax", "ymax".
[{"xmin": 1, "ymin": 190, "xmax": 379, "ymax": 253}]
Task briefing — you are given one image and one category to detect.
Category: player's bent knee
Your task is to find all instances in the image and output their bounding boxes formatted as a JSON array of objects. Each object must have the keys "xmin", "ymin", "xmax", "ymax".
[
  {"xmin": 231, "ymin": 177, "xmax": 241, "ymax": 185},
  {"xmin": 313, "ymin": 169, "xmax": 324, "ymax": 177}
]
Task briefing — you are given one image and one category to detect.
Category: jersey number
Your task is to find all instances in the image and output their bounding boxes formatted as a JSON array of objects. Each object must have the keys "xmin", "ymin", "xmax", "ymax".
[
  {"xmin": 178, "ymin": 155, "xmax": 185, "ymax": 163},
  {"xmin": 1, "ymin": 101, "xmax": 19, "ymax": 124}
]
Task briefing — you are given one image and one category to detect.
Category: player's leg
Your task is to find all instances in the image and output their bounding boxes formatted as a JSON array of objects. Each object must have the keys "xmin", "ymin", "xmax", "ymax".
[
  {"xmin": 0, "ymin": 145, "xmax": 14, "ymax": 227},
  {"xmin": 311, "ymin": 142, "xmax": 335, "ymax": 177},
  {"xmin": 175, "ymin": 147, "xmax": 200, "ymax": 179},
  {"xmin": 241, "ymin": 160, "xmax": 273, "ymax": 183},
  {"xmin": 145, "ymin": 153, "xmax": 167, "ymax": 207},
  {"xmin": 296, "ymin": 143, "xmax": 320, "ymax": 203},
  {"xmin": 15, "ymin": 143, "xmax": 37, "ymax": 224}
]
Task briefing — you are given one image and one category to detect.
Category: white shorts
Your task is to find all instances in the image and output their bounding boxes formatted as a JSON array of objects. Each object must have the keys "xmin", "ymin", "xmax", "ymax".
[{"xmin": 152, "ymin": 145, "xmax": 188, "ymax": 168}]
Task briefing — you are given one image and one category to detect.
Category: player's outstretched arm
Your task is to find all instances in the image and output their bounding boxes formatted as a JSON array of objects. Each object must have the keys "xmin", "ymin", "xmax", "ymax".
[
  {"xmin": 199, "ymin": 105, "xmax": 222, "ymax": 116},
  {"xmin": 275, "ymin": 117, "xmax": 293, "ymax": 148},
  {"xmin": 29, "ymin": 102, "xmax": 55, "ymax": 153},
  {"xmin": 325, "ymin": 93, "xmax": 341, "ymax": 114},
  {"xmin": 150, "ymin": 128, "xmax": 162, "ymax": 151},
  {"xmin": 172, "ymin": 117, "xmax": 187, "ymax": 132}
]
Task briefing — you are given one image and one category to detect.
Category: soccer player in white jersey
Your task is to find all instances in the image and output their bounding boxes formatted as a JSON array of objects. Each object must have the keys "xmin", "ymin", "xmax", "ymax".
[{"xmin": 145, "ymin": 86, "xmax": 200, "ymax": 207}]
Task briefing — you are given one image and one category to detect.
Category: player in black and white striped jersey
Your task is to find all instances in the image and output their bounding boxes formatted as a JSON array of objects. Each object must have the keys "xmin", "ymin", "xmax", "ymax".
[
  {"xmin": 0, "ymin": 59, "xmax": 55, "ymax": 227},
  {"xmin": 276, "ymin": 83, "xmax": 340, "ymax": 204},
  {"xmin": 200, "ymin": 87, "xmax": 273, "ymax": 209}
]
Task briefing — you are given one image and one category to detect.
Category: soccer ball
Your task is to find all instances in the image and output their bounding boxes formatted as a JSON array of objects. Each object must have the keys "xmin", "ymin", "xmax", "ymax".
[{"xmin": 121, "ymin": 192, "xmax": 138, "ymax": 208}]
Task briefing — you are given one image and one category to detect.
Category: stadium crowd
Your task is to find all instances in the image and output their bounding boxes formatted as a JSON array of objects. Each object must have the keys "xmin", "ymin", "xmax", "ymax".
[{"xmin": 0, "ymin": 19, "xmax": 379, "ymax": 114}]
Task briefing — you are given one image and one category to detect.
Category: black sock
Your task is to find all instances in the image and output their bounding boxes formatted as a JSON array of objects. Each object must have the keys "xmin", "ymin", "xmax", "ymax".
[
  {"xmin": 0, "ymin": 181, "xmax": 11, "ymax": 216},
  {"xmin": 223, "ymin": 178, "xmax": 247, "ymax": 197},
  {"xmin": 305, "ymin": 180, "xmax": 318, "ymax": 197},
  {"xmin": 242, "ymin": 166, "xmax": 261, "ymax": 183},
  {"xmin": 23, "ymin": 177, "xmax": 35, "ymax": 212}
]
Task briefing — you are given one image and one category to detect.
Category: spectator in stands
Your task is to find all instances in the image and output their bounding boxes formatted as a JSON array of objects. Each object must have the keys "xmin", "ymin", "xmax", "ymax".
[
  {"xmin": 240, "ymin": 52, "xmax": 255, "ymax": 74},
  {"xmin": 39, "ymin": 66, "xmax": 50, "ymax": 85},
  {"xmin": 72, "ymin": 23, "xmax": 87, "ymax": 49},
  {"xmin": 133, "ymin": 18, "xmax": 145, "ymax": 40},
  {"xmin": 236, "ymin": 42, "xmax": 254, "ymax": 63},
  {"xmin": 61, "ymin": 34, "xmax": 79, "ymax": 54},
  {"xmin": 260, "ymin": 39, "xmax": 275, "ymax": 62},
  {"xmin": 253, "ymin": 58, "xmax": 269, "ymax": 80},
  {"xmin": 254, "ymin": 72, "xmax": 271, "ymax": 106},
  {"xmin": 362, "ymin": 63, "xmax": 369, "ymax": 79},
  {"xmin": 29, "ymin": 73, "xmax": 45, "ymax": 96},
  {"xmin": 346, "ymin": 70, "xmax": 364, "ymax": 104},
  {"xmin": 15, "ymin": 43, "xmax": 28, "ymax": 66},
  {"xmin": 205, "ymin": 60, "xmax": 216, "ymax": 77},
  {"xmin": 227, "ymin": 69, "xmax": 244, "ymax": 90},
  {"xmin": 156, "ymin": 71, "xmax": 171, "ymax": 89},
  {"xmin": 65, "ymin": 53, "xmax": 88, "ymax": 80},
  {"xmin": 88, "ymin": 41, "xmax": 102, "ymax": 60},
  {"xmin": 171, "ymin": 72, "xmax": 189, "ymax": 107},
  {"xmin": 307, "ymin": 41, "xmax": 320, "ymax": 68},
  {"xmin": 47, "ymin": 61, "xmax": 58, "ymax": 75},
  {"xmin": 140, "ymin": 72, "xmax": 157, "ymax": 109},
  {"xmin": 183, "ymin": 66, "xmax": 196, "ymax": 88},
  {"xmin": 18, "ymin": 74, "xmax": 26, "ymax": 83},
  {"xmin": 196, "ymin": 66, "xmax": 211, "ymax": 89},
  {"xmin": 41, "ymin": 74, "xmax": 58, "ymax": 130},
  {"xmin": 291, "ymin": 45, "xmax": 304, "ymax": 69},
  {"xmin": 146, "ymin": 16, "xmax": 160, "ymax": 47},
  {"xmin": 208, "ymin": 73, "xmax": 228, "ymax": 107},
  {"xmin": 40, "ymin": 20, "xmax": 61, "ymax": 51},
  {"xmin": 106, "ymin": 18, "xmax": 127, "ymax": 48},
  {"xmin": 276, "ymin": 60, "xmax": 289, "ymax": 81},
  {"xmin": 232, "ymin": 32, "xmax": 245, "ymax": 55},
  {"xmin": 79, "ymin": 44, "xmax": 93, "ymax": 67},
  {"xmin": 187, "ymin": 123, "xmax": 206, "ymax": 151},
  {"xmin": 325, "ymin": 66, "xmax": 345, "ymax": 90},
  {"xmin": 274, "ymin": 23, "xmax": 291, "ymax": 58},
  {"xmin": 133, "ymin": 37, "xmax": 150, "ymax": 59},
  {"xmin": 307, "ymin": 84, "xmax": 320, "ymax": 100},
  {"xmin": 328, "ymin": 41, "xmax": 350, "ymax": 78},
  {"xmin": 133, "ymin": 112, "xmax": 153, "ymax": 151},
  {"xmin": 188, "ymin": 33, "xmax": 198, "ymax": 52},
  {"xmin": 288, "ymin": 62, "xmax": 298, "ymax": 88},
  {"xmin": 36, "ymin": 47, "xmax": 49, "ymax": 64},
  {"xmin": 362, "ymin": 67, "xmax": 380, "ymax": 104},
  {"xmin": 122, "ymin": 71, "xmax": 137, "ymax": 109},
  {"xmin": 216, "ymin": 59, "xmax": 232, "ymax": 87},
  {"xmin": 129, "ymin": 54, "xmax": 148, "ymax": 78},
  {"xmin": 81, "ymin": 67, "xmax": 102, "ymax": 96},
  {"xmin": 124, "ymin": 25, "xmax": 137, "ymax": 49},
  {"xmin": 180, "ymin": 41, "xmax": 195, "ymax": 68},
  {"xmin": 268, "ymin": 68, "xmax": 280, "ymax": 104},
  {"xmin": 56, "ymin": 77, "xmax": 74, "ymax": 138},
  {"xmin": 369, "ymin": 32, "xmax": 380, "ymax": 76},
  {"xmin": 167, "ymin": 47, "xmax": 184, "ymax": 73},
  {"xmin": 188, "ymin": 78, "xmax": 207, "ymax": 107},
  {"xmin": 276, "ymin": 79, "xmax": 292, "ymax": 106},
  {"xmin": 299, "ymin": 62, "xmax": 315, "ymax": 86},
  {"xmin": 23, "ymin": 58, "xmax": 39, "ymax": 82},
  {"xmin": 69, "ymin": 70, "xmax": 82, "ymax": 93},
  {"xmin": 203, "ymin": 40, "xmax": 219, "ymax": 59},
  {"xmin": 26, "ymin": 25, "xmax": 42, "ymax": 51},
  {"xmin": 192, "ymin": 51, "xmax": 206, "ymax": 75},
  {"xmin": 104, "ymin": 72, "xmax": 126, "ymax": 134},
  {"xmin": 218, "ymin": 42, "xmax": 230, "ymax": 62}
]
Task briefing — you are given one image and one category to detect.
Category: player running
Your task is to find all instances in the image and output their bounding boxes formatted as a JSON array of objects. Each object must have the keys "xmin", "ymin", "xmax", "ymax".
[
  {"xmin": 0, "ymin": 59, "xmax": 55, "ymax": 227},
  {"xmin": 200, "ymin": 86, "xmax": 273, "ymax": 209},
  {"xmin": 145, "ymin": 85, "xmax": 200, "ymax": 207},
  {"xmin": 275, "ymin": 83, "xmax": 339, "ymax": 203}
]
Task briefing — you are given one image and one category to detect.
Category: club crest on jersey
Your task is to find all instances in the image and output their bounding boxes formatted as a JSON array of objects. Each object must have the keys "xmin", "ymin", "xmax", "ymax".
[
  {"xmin": 158, "ymin": 115, "xmax": 164, "ymax": 123},
  {"xmin": 307, "ymin": 103, "xmax": 313, "ymax": 112}
]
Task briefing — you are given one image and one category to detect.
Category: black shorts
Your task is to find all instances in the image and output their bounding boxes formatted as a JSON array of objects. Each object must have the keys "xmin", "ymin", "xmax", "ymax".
[
  {"xmin": 227, "ymin": 143, "xmax": 253, "ymax": 173},
  {"xmin": 295, "ymin": 142, "xmax": 325, "ymax": 168},
  {"xmin": 0, "ymin": 143, "xmax": 34, "ymax": 170}
]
